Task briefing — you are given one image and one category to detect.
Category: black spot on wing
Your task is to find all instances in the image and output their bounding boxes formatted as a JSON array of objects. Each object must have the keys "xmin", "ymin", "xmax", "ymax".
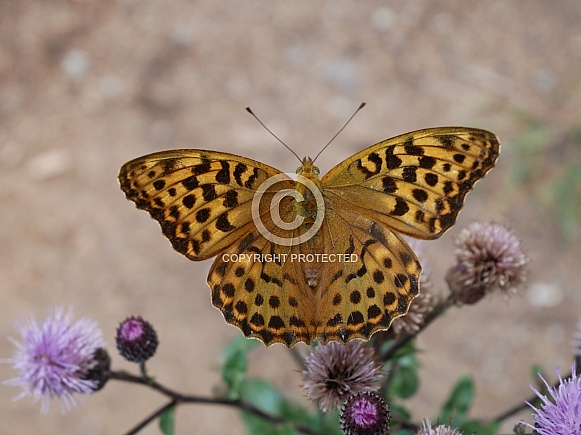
[
  {"xmin": 196, "ymin": 208, "xmax": 210, "ymax": 223},
  {"xmin": 419, "ymin": 156, "xmax": 436, "ymax": 169},
  {"xmin": 202, "ymin": 184, "xmax": 217, "ymax": 201},
  {"xmin": 216, "ymin": 161, "xmax": 231, "ymax": 184},
  {"xmin": 383, "ymin": 292, "xmax": 396, "ymax": 306},
  {"xmin": 437, "ymin": 135, "xmax": 455, "ymax": 149},
  {"xmin": 216, "ymin": 214, "xmax": 234, "ymax": 232},
  {"xmin": 192, "ymin": 159, "xmax": 211, "ymax": 176},
  {"xmin": 182, "ymin": 194, "xmax": 196, "ymax": 209},
  {"xmin": 153, "ymin": 179, "xmax": 166, "ymax": 190},
  {"xmin": 250, "ymin": 313, "xmax": 265, "ymax": 326},
  {"xmin": 424, "ymin": 173, "xmax": 438, "ymax": 187},
  {"xmin": 382, "ymin": 177, "xmax": 398, "ymax": 193},
  {"xmin": 412, "ymin": 188, "xmax": 428, "ymax": 203},
  {"xmin": 390, "ymin": 197, "xmax": 410, "ymax": 216},
  {"xmin": 356, "ymin": 152, "xmax": 382, "ymax": 178},
  {"xmin": 402, "ymin": 167, "xmax": 417, "ymax": 183},
  {"xmin": 233, "ymin": 163, "xmax": 247, "ymax": 186},
  {"xmin": 385, "ymin": 146, "xmax": 403, "ymax": 169},
  {"xmin": 223, "ymin": 190, "xmax": 239, "ymax": 208},
  {"xmin": 182, "ymin": 175, "xmax": 199, "ymax": 190},
  {"xmin": 347, "ymin": 311, "xmax": 364, "ymax": 326},
  {"xmin": 268, "ymin": 316, "xmax": 285, "ymax": 330},
  {"xmin": 453, "ymin": 153, "xmax": 466, "ymax": 164},
  {"xmin": 269, "ymin": 295, "xmax": 280, "ymax": 309}
]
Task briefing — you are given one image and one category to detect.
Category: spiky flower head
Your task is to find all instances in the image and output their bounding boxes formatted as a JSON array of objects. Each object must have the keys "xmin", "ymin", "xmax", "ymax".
[
  {"xmin": 3, "ymin": 307, "xmax": 107, "ymax": 413},
  {"xmin": 523, "ymin": 363, "xmax": 581, "ymax": 435},
  {"xmin": 391, "ymin": 240, "xmax": 433, "ymax": 337},
  {"xmin": 302, "ymin": 341, "xmax": 383, "ymax": 412},
  {"xmin": 446, "ymin": 221, "xmax": 528, "ymax": 304},
  {"xmin": 415, "ymin": 419, "xmax": 464, "ymax": 434},
  {"xmin": 116, "ymin": 316, "xmax": 158, "ymax": 363},
  {"xmin": 339, "ymin": 392, "xmax": 390, "ymax": 435}
]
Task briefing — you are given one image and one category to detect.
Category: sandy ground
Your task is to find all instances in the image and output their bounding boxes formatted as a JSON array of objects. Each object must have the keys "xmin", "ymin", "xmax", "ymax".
[{"xmin": 1, "ymin": 1, "xmax": 580, "ymax": 434}]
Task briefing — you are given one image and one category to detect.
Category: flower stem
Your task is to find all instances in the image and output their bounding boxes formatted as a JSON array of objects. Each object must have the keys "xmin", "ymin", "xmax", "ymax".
[
  {"xmin": 124, "ymin": 400, "xmax": 176, "ymax": 435},
  {"xmin": 109, "ymin": 370, "xmax": 326, "ymax": 435},
  {"xmin": 488, "ymin": 371, "xmax": 572, "ymax": 425},
  {"xmin": 139, "ymin": 361, "xmax": 148, "ymax": 379},
  {"xmin": 379, "ymin": 293, "xmax": 456, "ymax": 361}
]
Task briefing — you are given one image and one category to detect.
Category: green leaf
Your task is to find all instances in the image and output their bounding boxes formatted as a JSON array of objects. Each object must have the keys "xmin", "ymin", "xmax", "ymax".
[
  {"xmin": 439, "ymin": 374, "xmax": 474, "ymax": 425},
  {"xmin": 220, "ymin": 336, "xmax": 259, "ymax": 398},
  {"xmin": 238, "ymin": 378, "xmax": 293, "ymax": 435},
  {"xmin": 241, "ymin": 412, "xmax": 293, "ymax": 435},
  {"xmin": 387, "ymin": 402, "xmax": 411, "ymax": 421},
  {"xmin": 384, "ymin": 345, "xmax": 420, "ymax": 400},
  {"xmin": 458, "ymin": 419, "xmax": 499, "ymax": 435},
  {"xmin": 221, "ymin": 335, "xmax": 260, "ymax": 361},
  {"xmin": 240, "ymin": 378, "xmax": 283, "ymax": 415},
  {"xmin": 388, "ymin": 364, "xmax": 419, "ymax": 399},
  {"xmin": 238, "ymin": 378, "xmax": 343, "ymax": 435},
  {"xmin": 313, "ymin": 410, "xmax": 343, "ymax": 435},
  {"xmin": 159, "ymin": 404, "xmax": 177, "ymax": 435}
]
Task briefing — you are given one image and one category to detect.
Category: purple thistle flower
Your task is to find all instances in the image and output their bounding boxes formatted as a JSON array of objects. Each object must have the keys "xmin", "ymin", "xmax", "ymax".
[
  {"xmin": 415, "ymin": 419, "xmax": 464, "ymax": 434},
  {"xmin": 446, "ymin": 221, "xmax": 528, "ymax": 304},
  {"xmin": 339, "ymin": 392, "xmax": 390, "ymax": 435},
  {"xmin": 302, "ymin": 341, "xmax": 383, "ymax": 412},
  {"xmin": 116, "ymin": 316, "xmax": 158, "ymax": 363},
  {"xmin": 3, "ymin": 307, "xmax": 106, "ymax": 413},
  {"xmin": 523, "ymin": 362, "xmax": 581, "ymax": 434}
]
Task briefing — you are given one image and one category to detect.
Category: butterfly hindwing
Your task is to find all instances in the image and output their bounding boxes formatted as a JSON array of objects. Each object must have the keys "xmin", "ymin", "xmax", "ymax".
[
  {"xmin": 208, "ymin": 231, "xmax": 316, "ymax": 347},
  {"xmin": 316, "ymin": 206, "xmax": 421, "ymax": 343}
]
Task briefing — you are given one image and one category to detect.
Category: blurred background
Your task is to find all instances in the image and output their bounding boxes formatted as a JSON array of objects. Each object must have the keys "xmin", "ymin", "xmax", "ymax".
[{"xmin": 1, "ymin": 1, "xmax": 580, "ymax": 434}]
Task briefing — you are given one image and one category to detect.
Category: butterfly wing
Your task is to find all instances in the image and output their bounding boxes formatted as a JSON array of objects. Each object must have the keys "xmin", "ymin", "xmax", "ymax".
[
  {"xmin": 119, "ymin": 126, "xmax": 500, "ymax": 347},
  {"xmin": 120, "ymin": 150, "xmax": 317, "ymax": 346},
  {"xmin": 314, "ymin": 204, "xmax": 421, "ymax": 343},
  {"xmin": 321, "ymin": 127, "xmax": 500, "ymax": 239},
  {"xmin": 207, "ymin": 229, "xmax": 317, "ymax": 347},
  {"xmin": 312, "ymin": 127, "xmax": 499, "ymax": 342},
  {"xmin": 119, "ymin": 149, "xmax": 288, "ymax": 260}
]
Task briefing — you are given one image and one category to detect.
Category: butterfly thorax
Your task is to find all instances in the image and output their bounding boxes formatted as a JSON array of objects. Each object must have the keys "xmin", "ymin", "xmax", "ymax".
[{"xmin": 295, "ymin": 157, "xmax": 322, "ymax": 224}]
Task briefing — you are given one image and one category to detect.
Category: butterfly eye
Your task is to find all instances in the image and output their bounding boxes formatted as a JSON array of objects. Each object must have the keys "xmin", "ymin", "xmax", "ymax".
[
  {"xmin": 296, "ymin": 167, "xmax": 304, "ymax": 175},
  {"xmin": 312, "ymin": 166, "xmax": 320, "ymax": 176}
]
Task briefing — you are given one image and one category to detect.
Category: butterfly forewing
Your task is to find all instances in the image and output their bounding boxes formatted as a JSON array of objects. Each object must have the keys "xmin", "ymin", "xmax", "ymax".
[
  {"xmin": 119, "ymin": 150, "xmax": 285, "ymax": 260},
  {"xmin": 321, "ymin": 127, "xmax": 500, "ymax": 239}
]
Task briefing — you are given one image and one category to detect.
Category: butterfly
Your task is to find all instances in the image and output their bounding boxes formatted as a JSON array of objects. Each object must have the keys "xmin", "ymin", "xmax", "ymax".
[{"xmin": 119, "ymin": 127, "xmax": 499, "ymax": 347}]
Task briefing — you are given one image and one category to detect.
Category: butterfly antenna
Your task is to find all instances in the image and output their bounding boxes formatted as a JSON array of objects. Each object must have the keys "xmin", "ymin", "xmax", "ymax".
[
  {"xmin": 245, "ymin": 106, "xmax": 302, "ymax": 163},
  {"xmin": 313, "ymin": 101, "xmax": 366, "ymax": 163}
]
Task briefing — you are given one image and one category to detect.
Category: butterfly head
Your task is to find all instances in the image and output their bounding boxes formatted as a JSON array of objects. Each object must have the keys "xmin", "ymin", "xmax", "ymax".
[{"xmin": 297, "ymin": 156, "xmax": 320, "ymax": 179}]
